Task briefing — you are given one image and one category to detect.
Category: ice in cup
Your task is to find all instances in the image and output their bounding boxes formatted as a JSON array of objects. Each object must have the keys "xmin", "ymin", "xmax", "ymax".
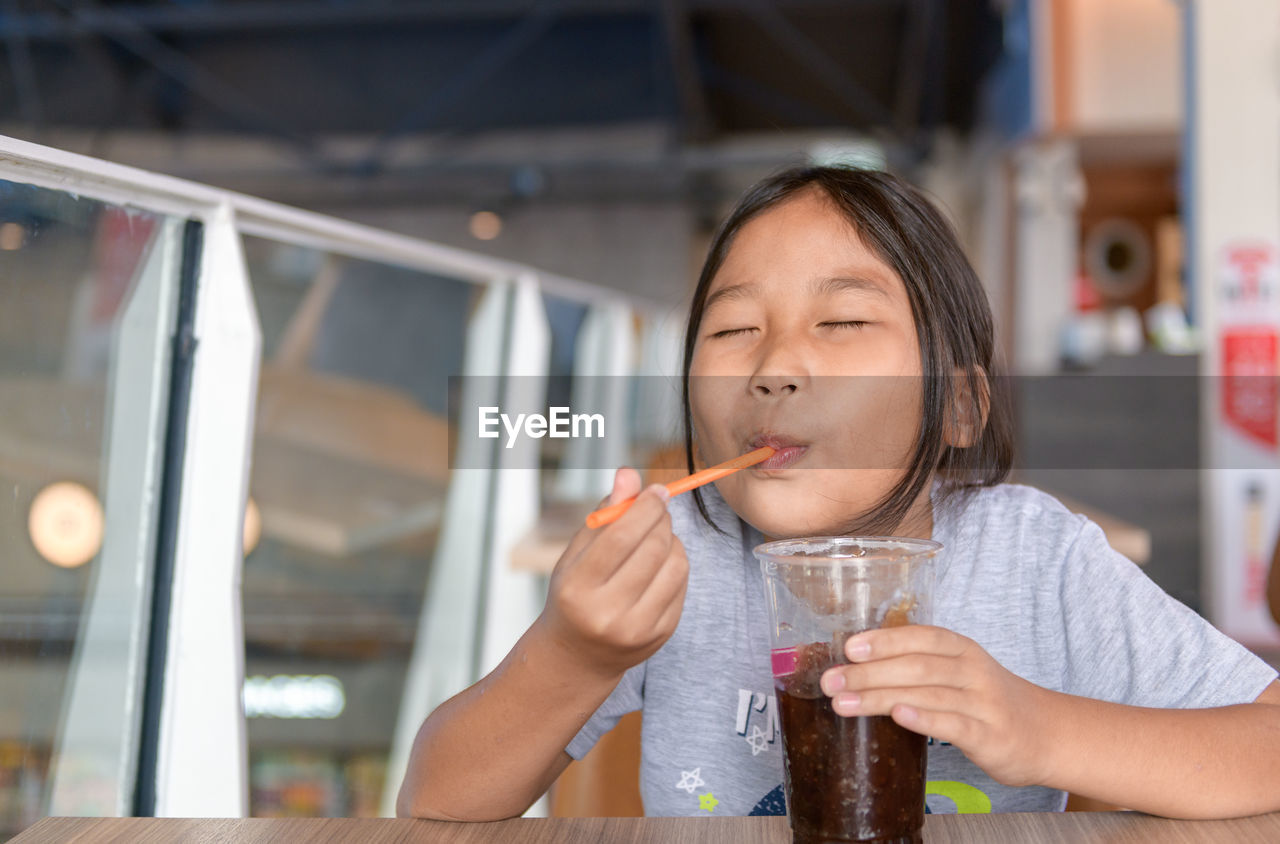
[{"xmin": 755, "ymin": 537, "xmax": 941, "ymax": 844}]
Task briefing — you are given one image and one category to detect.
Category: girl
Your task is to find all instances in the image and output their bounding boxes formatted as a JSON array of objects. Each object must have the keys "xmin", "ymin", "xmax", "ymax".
[{"xmin": 398, "ymin": 166, "xmax": 1280, "ymax": 820}]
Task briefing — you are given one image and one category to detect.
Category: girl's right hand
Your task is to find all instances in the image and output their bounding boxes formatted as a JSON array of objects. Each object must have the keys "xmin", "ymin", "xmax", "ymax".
[{"xmin": 535, "ymin": 467, "xmax": 689, "ymax": 680}]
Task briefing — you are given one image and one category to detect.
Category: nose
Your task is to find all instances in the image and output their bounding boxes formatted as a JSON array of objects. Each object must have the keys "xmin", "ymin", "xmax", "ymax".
[
  {"xmin": 748, "ymin": 330, "xmax": 810, "ymax": 398},
  {"xmin": 750, "ymin": 373, "xmax": 800, "ymax": 397}
]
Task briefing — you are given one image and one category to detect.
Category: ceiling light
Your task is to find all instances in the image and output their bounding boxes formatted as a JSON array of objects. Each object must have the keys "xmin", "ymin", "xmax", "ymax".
[
  {"xmin": 28, "ymin": 481, "xmax": 104, "ymax": 569},
  {"xmin": 469, "ymin": 210, "xmax": 502, "ymax": 241},
  {"xmin": 0, "ymin": 222, "xmax": 26, "ymax": 251}
]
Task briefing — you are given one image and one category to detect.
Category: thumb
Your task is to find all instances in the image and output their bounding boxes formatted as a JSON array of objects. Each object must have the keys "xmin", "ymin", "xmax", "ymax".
[{"xmin": 608, "ymin": 466, "xmax": 644, "ymax": 505}]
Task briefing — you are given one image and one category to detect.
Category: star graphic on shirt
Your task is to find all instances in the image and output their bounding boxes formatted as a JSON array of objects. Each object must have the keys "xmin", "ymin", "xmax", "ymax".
[
  {"xmin": 699, "ymin": 792, "xmax": 719, "ymax": 813},
  {"xmin": 675, "ymin": 768, "xmax": 705, "ymax": 794},
  {"xmin": 745, "ymin": 725, "xmax": 771, "ymax": 756}
]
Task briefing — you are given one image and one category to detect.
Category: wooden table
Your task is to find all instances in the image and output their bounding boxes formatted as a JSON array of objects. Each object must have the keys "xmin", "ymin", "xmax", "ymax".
[{"xmin": 15, "ymin": 813, "xmax": 1280, "ymax": 844}]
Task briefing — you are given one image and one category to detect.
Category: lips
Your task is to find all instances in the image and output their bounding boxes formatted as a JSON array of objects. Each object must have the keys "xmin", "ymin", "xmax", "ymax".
[{"xmin": 749, "ymin": 433, "xmax": 810, "ymax": 470}]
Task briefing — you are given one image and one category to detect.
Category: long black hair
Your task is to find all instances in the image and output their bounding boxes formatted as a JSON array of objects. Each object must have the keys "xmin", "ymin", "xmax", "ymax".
[{"xmin": 681, "ymin": 165, "xmax": 1013, "ymax": 535}]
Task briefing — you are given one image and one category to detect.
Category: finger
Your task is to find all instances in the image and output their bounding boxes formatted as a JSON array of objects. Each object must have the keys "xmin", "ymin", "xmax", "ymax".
[
  {"xmin": 633, "ymin": 549, "xmax": 690, "ymax": 645},
  {"xmin": 889, "ymin": 705, "xmax": 976, "ymax": 748},
  {"xmin": 560, "ymin": 468, "xmax": 643, "ymax": 565},
  {"xmin": 558, "ymin": 520, "xmax": 602, "ymax": 567},
  {"xmin": 829, "ymin": 685, "xmax": 970, "ymax": 720},
  {"xmin": 602, "ymin": 509, "xmax": 675, "ymax": 598},
  {"xmin": 609, "ymin": 466, "xmax": 644, "ymax": 505},
  {"xmin": 590, "ymin": 466, "xmax": 645, "ymax": 510},
  {"xmin": 649, "ymin": 573, "xmax": 688, "ymax": 640},
  {"xmin": 845, "ymin": 625, "xmax": 968, "ymax": 662},
  {"xmin": 624, "ymin": 538, "xmax": 688, "ymax": 623},
  {"xmin": 579, "ymin": 484, "xmax": 671, "ymax": 581},
  {"xmin": 558, "ymin": 482, "xmax": 667, "ymax": 579},
  {"xmin": 821, "ymin": 654, "xmax": 967, "ymax": 696}
]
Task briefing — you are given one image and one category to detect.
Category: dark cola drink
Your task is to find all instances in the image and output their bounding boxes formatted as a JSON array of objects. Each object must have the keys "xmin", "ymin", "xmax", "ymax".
[
  {"xmin": 755, "ymin": 537, "xmax": 939, "ymax": 844},
  {"xmin": 775, "ymin": 641, "xmax": 927, "ymax": 844}
]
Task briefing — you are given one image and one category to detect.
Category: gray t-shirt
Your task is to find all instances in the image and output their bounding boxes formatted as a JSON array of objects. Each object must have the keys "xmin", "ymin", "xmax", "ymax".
[{"xmin": 565, "ymin": 482, "xmax": 1277, "ymax": 816}]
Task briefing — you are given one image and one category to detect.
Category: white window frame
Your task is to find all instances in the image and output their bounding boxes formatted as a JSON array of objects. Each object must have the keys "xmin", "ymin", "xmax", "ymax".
[{"xmin": 0, "ymin": 132, "xmax": 662, "ymax": 818}]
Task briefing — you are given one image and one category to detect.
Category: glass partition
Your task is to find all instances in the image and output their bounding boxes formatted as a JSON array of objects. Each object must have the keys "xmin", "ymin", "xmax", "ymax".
[
  {"xmin": 0, "ymin": 135, "xmax": 651, "ymax": 826},
  {"xmin": 240, "ymin": 235, "xmax": 480, "ymax": 817},
  {"xmin": 631, "ymin": 310, "xmax": 686, "ymax": 482},
  {"xmin": 540, "ymin": 292, "xmax": 590, "ymax": 503},
  {"xmin": 0, "ymin": 181, "xmax": 177, "ymax": 833}
]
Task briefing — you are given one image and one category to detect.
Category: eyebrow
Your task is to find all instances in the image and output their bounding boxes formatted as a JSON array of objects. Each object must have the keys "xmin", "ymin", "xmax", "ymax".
[
  {"xmin": 702, "ymin": 275, "xmax": 891, "ymax": 314},
  {"xmin": 813, "ymin": 276, "xmax": 891, "ymax": 300},
  {"xmin": 703, "ymin": 282, "xmax": 756, "ymax": 312}
]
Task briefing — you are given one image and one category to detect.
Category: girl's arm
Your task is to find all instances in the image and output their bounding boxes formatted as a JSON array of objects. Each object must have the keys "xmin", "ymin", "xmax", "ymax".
[
  {"xmin": 1033, "ymin": 679, "xmax": 1280, "ymax": 818},
  {"xmin": 397, "ymin": 476, "xmax": 688, "ymax": 820},
  {"xmin": 395, "ymin": 621, "xmax": 620, "ymax": 820},
  {"xmin": 821, "ymin": 626, "xmax": 1280, "ymax": 819}
]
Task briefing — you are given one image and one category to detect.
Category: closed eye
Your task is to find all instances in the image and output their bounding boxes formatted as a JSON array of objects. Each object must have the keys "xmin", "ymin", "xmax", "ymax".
[
  {"xmin": 819, "ymin": 320, "xmax": 868, "ymax": 330},
  {"xmin": 709, "ymin": 326, "xmax": 757, "ymax": 339}
]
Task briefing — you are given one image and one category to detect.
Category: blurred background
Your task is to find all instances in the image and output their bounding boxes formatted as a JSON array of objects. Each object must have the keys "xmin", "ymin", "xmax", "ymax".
[{"xmin": 1, "ymin": 0, "xmax": 1279, "ymax": 834}]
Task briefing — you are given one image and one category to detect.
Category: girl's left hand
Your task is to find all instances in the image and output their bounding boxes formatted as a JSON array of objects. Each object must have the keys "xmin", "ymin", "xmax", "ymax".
[{"xmin": 820, "ymin": 625, "xmax": 1053, "ymax": 788}]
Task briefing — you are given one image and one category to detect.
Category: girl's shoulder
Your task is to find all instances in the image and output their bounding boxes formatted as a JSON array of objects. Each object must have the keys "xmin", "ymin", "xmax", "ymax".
[
  {"xmin": 944, "ymin": 481, "xmax": 1082, "ymax": 521},
  {"xmin": 938, "ymin": 481, "xmax": 1090, "ymax": 558}
]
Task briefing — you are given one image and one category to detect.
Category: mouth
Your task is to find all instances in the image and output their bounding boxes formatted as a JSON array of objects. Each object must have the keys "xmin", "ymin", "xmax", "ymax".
[{"xmin": 748, "ymin": 433, "xmax": 810, "ymax": 471}]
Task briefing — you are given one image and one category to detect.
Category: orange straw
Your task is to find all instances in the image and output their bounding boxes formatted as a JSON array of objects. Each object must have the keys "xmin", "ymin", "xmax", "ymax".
[{"xmin": 585, "ymin": 446, "xmax": 776, "ymax": 529}]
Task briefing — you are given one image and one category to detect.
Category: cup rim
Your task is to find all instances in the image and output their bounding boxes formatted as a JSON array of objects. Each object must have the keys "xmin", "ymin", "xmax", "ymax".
[{"xmin": 753, "ymin": 535, "xmax": 942, "ymax": 565}]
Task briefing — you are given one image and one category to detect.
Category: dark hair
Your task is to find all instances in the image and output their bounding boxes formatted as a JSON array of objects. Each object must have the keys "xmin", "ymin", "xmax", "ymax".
[{"xmin": 681, "ymin": 165, "xmax": 1013, "ymax": 535}]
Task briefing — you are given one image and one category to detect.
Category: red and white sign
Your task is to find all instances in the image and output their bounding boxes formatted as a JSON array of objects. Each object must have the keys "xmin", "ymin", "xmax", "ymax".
[
  {"xmin": 1217, "ymin": 242, "xmax": 1280, "ymax": 452},
  {"xmin": 1219, "ymin": 242, "xmax": 1279, "ymax": 317},
  {"xmin": 1210, "ymin": 241, "xmax": 1280, "ymax": 647},
  {"xmin": 1221, "ymin": 328, "xmax": 1279, "ymax": 447}
]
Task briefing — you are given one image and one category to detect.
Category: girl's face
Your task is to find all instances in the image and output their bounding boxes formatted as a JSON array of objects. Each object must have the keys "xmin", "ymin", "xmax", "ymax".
[{"xmin": 689, "ymin": 189, "xmax": 931, "ymax": 539}]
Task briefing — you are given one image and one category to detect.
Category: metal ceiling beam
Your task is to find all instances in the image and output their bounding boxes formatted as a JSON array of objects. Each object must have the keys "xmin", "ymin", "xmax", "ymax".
[
  {"xmin": 657, "ymin": 0, "xmax": 713, "ymax": 143},
  {"xmin": 0, "ymin": 0, "xmax": 895, "ymax": 40},
  {"xmin": 700, "ymin": 58, "xmax": 856, "ymax": 129},
  {"xmin": 356, "ymin": 1, "xmax": 563, "ymax": 174},
  {"xmin": 50, "ymin": 0, "xmax": 319, "ymax": 158},
  {"xmin": 1, "ymin": 0, "xmax": 45, "ymax": 128},
  {"xmin": 47, "ymin": 127, "xmax": 834, "ymax": 206},
  {"xmin": 894, "ymin": 0, "xmax": 933, "ymax": 139},
  {"xmin": 743, "ymin": 0, "xmax": 901, "ymax": 139},
  {"xmin": 912, "ymin": 0, "xmax": 946, "ymax": 162}
]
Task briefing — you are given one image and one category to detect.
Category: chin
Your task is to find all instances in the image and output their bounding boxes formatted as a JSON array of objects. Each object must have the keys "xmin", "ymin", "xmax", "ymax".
[{"xmin": 720, "ymin": 474, "xmax": 855, "ymax": 539}]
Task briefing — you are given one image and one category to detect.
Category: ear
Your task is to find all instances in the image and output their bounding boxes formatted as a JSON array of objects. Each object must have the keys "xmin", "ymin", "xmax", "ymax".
[{"xmin": 943, "ymin": 366, "xmax": 990, "ymax": 449}]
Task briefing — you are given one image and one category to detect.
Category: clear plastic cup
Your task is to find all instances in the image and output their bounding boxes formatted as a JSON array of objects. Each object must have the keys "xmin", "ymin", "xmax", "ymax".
[{"xmin": 755, "ymin": 536, "xmax": 941, "ymax": 844}]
